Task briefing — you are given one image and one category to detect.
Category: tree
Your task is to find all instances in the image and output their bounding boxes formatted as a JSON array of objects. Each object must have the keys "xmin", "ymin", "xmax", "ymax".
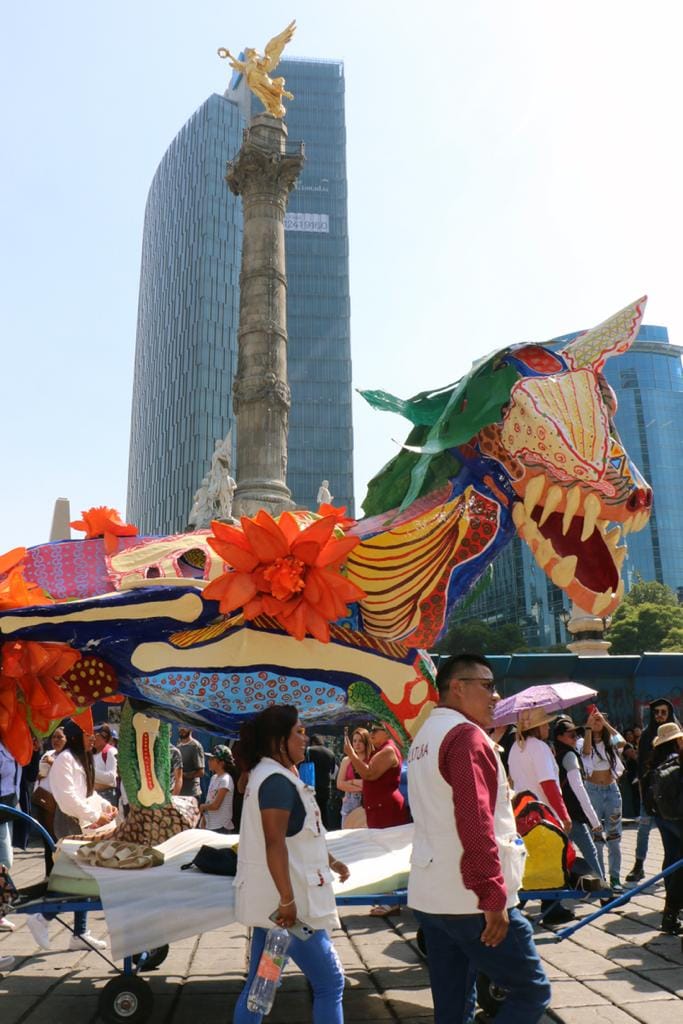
[
  {"xmin": 607, "ymin": 600, "xmax": 683, "ymax": 654},
  {"xmin": 436, "ymin": 618, "xmax": 527, "ymax": 655},
  {"xmin": 619, "ymin": 580, "xmax": 678, "ymax": 608}
]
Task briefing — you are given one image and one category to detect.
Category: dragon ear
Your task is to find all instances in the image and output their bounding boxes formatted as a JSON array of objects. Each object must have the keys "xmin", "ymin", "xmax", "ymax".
[{"xmin": 558, "ymin": 296, "xmax": 647, "ymax": 371}]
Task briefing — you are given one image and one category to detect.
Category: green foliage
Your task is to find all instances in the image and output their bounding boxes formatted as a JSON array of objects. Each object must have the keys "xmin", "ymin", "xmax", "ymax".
[
  {"xmin": 617, "ymin": 580, "xmax": 678, "ymax": 608},
  {"xmin": 435, "ymin": 617, "xmax": 528, "ymax": 656},
  {"xmin": 607, "ymin": 600, "xmax": 683, "ymax": 654}
]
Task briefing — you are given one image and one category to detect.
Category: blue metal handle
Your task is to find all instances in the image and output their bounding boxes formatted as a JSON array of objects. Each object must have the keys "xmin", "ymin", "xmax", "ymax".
[{"xmin": 0, "ymin": 804, "xmax": 56, "ymax": 851}]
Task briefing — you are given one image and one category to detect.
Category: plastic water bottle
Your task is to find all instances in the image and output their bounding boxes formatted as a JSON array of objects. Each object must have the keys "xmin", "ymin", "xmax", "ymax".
[{"xmin": 247, "ymin": 927, "xmax": 292, "ymax": 1014}]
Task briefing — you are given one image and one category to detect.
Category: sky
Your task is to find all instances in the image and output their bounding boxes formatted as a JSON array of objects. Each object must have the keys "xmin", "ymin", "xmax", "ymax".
[{"xmin": 2, "ymin": 1, "xmax": 683, "ymax": 552}]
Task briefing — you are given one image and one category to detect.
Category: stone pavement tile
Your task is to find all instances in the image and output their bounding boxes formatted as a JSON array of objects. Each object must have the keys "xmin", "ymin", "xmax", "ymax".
[
  {"xmin": 634, "ymin": 970, "xmax": 683, "ymax": 997},
  {"xmin": 540, "ymin": 962, "xmax": 571, "ymax": 981},
  {"xmin": 581, "ymin": 971, "xmax": 677, "ymax": 1003},
  {"xmin": 371, "ymin": 964, "xmax": 431, "ymax": 989},
  {"xmin": 343, "ymin": 988, "xmax": 394, "ymax": 1019},
  {"xmin": 624, "ymin": 1003, "xmax": 683, "ymax": 1024},
  {"xmin": 646, "ymin": 935, "xmax": 683, "ymax": 963},
  {"xmin": 0, "ymin": 970, "xmax": 61, "ymax": 994},
  {"xmin": 384, "ymin": 986, "xmax": 433, "ymax": 1017},
  {"xmin": 182, "ymin": 974, "xmax": 234, "ymax": 994},
  {"xmin": 0, "ymin": 996, "xmax": 39, "ymax": 1024},
  {"xmin": 535, "ymin": 940, "xmax": 619, "ymax": 978},
  {"xmin": 173, "ymin": 992, "xmax": 236, "ymax": 1022},
  {"xmin": 549, "ymin": 979, "xmax": 609, "ymax": 1007},
  {"xmin": 569, "ymin": 923, "xmax": 632, "ymax": 956},
  {"xmin": 344, "ymin": 968, "xmax": 375, "ymax": 989},
  {"xmin": 588, "ymin": 942, "xmax": 677, "ymax": 972},
  {"xmin": 551, "ymin": 1006, "xmax": 643, "ymax": 1023},
  {"xmin": 21, "ymin": 994, "xmax": 100, "ymax": 1022}
]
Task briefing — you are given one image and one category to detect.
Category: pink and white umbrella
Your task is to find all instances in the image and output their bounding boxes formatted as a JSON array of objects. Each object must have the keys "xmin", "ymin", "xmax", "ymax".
[{"xmin": 492, "ymin": 682, "xmax": 597, "ymax": 727}]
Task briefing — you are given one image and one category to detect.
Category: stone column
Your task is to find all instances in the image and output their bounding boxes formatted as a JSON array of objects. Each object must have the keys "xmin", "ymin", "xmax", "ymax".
[{"xmin": 226, "ymin": 114, "xmax": 304, "ymax": 519}]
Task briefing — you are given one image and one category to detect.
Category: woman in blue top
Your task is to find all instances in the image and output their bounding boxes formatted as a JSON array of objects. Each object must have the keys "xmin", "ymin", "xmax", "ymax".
[{"xmin": 233, "ymin": 705, "xmax": 350, "ymax": 1024}]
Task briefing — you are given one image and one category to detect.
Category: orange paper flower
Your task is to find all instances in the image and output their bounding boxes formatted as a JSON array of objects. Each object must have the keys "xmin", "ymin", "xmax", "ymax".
[
  {"xmin": 70, "ymin": 506, "xmax": 138, "ymax": 555},
  {"xmin": 0, "ymin": 640, "xmax": 81, "ymax": 764},
  {"xmin": 204, "ymin": 508, "xmax": 366, "ymax": 643},
  {"xmin": 0, "ymin": 547, "xmax": 53, "ymax": 611}
]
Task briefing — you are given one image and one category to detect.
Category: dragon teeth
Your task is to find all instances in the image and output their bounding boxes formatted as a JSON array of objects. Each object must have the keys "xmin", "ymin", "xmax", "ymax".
[
  {"xmin": 539, "ymin": 485, "xmax": 562, "ymax": 526},
  {"xmin": 562, "ymin": 486, "xmax": 581, "ymax": 536},
  {"xmin": 581, "ymin": 493, "xmax": 601, "ymax": 542},
  {"xmin": 551, "ymin": 554, "xmax": 578, "ymax": 588},
  {"xmin": 592, "ymin": 589, "xmax": 613, "ymax": 615},
  {"xmin": 524, "ymin": 476, "xmax": 545, "ymax": 516}
]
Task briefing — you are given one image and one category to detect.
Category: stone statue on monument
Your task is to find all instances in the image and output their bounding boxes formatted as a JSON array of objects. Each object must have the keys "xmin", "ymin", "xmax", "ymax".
[
  {"xmin": 317, "ymin": 480, "xmax": 333, "ymax": 506},
  {"xmin": 188, "ymin": 477, "xmax": 212, "ymax": 530},
  {"xmin": 217, "ymin": 20, "xmax": 296, "ymax": 118},
  {"xmin": 208, "ymin": 433, "xmax": 236, "ymax": 521}
]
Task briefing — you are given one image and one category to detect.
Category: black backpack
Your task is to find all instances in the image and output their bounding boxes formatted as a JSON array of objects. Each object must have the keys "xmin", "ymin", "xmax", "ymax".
[{"xmin": 651, "ymin": 757, "xmax": 683, "ymax": 821}]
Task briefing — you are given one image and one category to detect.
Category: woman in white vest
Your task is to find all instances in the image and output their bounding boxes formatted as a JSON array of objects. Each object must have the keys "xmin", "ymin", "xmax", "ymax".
[{"xmin": 233, "ymin": 705, "xmax": 349, "ymax": 1024}]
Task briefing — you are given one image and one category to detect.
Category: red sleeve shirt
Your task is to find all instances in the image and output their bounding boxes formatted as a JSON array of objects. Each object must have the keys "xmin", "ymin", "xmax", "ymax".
[{"xmin": 438, "ymin": 723, "xmax": 507, "ymax": 911}]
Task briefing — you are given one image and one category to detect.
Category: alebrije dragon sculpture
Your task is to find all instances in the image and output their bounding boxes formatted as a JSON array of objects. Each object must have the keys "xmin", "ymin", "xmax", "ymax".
[{"xmin": 0, "ymin": 297, "xmax": 652, "ymax": 763}]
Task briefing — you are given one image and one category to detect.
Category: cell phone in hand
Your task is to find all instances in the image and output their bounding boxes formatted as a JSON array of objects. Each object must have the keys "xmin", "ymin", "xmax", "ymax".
[
  {"xmin": 268, "ymin": 910, "xmax": 314, "ymax": 941},
  {"xmin": 586, "ymin": 704, "xmax": 598, "ymax": 717}
]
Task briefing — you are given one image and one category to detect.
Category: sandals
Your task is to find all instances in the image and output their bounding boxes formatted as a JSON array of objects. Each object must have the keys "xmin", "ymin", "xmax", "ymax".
[{"xmin": 369, "ymin": 904, "xmax": 401, "ymax": 917}]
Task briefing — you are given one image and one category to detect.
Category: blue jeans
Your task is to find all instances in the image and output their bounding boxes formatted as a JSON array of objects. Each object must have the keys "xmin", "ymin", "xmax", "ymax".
[
  {"xmin": 233, "ymin": 927, "xmax": 344, "ymax": 1024},
  {"xmin": 0, "ymin": 821, "xmax": 12, "ymax": 870},
  {"xmin": 585, "ymin": 781, "xmax": 622, "ymax": 881},
  {"xmin": 414, "ymin": 906, "xmax": 551, "ymax": 1024},
  {"xmin": 569, "ymin": 821, "xmax": 604, "ymax": 881},
  {"xmin": 635, "ymin": 814, "xmax": 653, "ymax": 861}
]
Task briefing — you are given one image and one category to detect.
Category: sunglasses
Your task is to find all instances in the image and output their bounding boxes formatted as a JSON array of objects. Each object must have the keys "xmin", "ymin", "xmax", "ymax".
[{"xmin": 458, "ymin": 677, "xmax": 498, "ymax": 693}]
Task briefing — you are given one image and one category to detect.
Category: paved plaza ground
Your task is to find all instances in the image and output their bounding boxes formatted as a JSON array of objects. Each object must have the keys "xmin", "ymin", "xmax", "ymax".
[{"xmin": 1, "ymin": 822, "xmax": 682, "ymax": 1023}]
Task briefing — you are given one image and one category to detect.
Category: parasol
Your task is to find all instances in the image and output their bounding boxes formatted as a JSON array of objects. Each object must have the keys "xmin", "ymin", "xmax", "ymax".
[{"xmin": 492, "ymin": 682, "xmax": 597, "ymax": 727}]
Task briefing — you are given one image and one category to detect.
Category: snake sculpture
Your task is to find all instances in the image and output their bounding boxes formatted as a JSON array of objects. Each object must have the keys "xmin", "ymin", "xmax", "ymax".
[{"xmin": 0, "ymin": 297, "xmax": 652, "ymax": 763}]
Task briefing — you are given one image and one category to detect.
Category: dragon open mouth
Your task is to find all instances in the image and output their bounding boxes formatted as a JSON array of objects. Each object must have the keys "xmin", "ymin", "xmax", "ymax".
[{"xmin": 510, "ymin": 478, "xmax": 642, "ymax": 616}]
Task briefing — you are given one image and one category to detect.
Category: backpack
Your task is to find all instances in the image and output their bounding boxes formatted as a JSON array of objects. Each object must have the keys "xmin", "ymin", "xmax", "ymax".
[
  {"xmin": 651, "ymin": 757, "xmax": 683, "ymax": 821},
  {"xmin": 512, "ymin": 791, "xmax": 575, "ymax": 889},
  {"xmin": 181, "ymin": 844, "xmax": 238, "ymax": 876}
]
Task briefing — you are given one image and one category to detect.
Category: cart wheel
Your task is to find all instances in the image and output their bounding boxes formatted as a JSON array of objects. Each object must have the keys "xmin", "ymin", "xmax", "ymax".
[
  {"xmin": 476, "ymin": 973, "xmax": 508, "ymax": 1018},
  {"xmin": 132, "ymin": 945, "xmax": 169, "ymax": 971},
  {"xmin": 98, "ymin": 975, "xmax": 153, "ymax": 1023}
]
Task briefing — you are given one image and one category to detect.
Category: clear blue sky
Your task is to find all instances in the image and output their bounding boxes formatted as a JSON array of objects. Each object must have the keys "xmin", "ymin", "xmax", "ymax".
[{"xmin": 2, "ymin": 2, "xmax": 682, "ymax": 551}]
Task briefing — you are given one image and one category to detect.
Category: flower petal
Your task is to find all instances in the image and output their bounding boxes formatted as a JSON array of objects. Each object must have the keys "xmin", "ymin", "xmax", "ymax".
[
  {"xmin": 241, "ymin": 516, "xmax": 289, "ymax": 562},
  {"xmin": 207, "ymin": 537, "xmax": 260, "ymax": 572},
  {"xmin": 204, "ymin": 572, "xmax": 258, "ymax": 611},
  {"xmin": 315, "ymin": 534, "xmax": 361, "ymax": 568}
]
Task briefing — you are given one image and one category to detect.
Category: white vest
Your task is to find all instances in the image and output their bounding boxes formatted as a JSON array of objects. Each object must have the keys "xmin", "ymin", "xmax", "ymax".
[
  {"xmin": 407, "ymin": 707, "xmax": 526, "ymax": 914},
  {"xmin": 234, "ymin": 758, "xmax": 339, "ymax": 932}
]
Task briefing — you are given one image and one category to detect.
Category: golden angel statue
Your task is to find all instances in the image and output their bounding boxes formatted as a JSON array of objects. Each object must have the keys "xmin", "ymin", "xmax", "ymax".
[{"xmin": 218, "ymin": 20, "xmax": 296, "ymax": 118}]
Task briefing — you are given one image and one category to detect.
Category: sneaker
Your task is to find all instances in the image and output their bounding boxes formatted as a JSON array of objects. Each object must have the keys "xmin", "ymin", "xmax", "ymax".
[
  {"xmin": 610, "ymin": 877, "xmax": 625, "ymax": 894},
  {"xmin": 68, "ymin": 931, "xmax": 107, "ymax": 951},
  {"xmin": 26, "ymin": 912, "xmax": 51, "ymax": 950},
  {"xmin": 0, "ymin": 916, "xmax": 15, "ymax": 932},
  {"xmin": 0, "ymin": 955, "xmax": 16, "ymax": 972}
]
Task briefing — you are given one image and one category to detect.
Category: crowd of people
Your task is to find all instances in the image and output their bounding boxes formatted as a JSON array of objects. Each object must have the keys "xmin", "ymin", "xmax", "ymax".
[{"xmin": 1, "ymin": 668, "xmax": 681, "ymax": 1022}]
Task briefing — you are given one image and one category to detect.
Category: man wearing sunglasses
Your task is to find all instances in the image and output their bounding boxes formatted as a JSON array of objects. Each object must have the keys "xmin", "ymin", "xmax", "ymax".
[{"xmin": 407, "ymin": 653, "xmax": 550, "ymax": 1024}]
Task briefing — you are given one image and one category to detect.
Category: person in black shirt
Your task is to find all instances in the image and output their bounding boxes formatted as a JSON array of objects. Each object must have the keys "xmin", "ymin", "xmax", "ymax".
[{"xmin": 306, "ymin": 735, "xmax": 337, "ymax": 829}]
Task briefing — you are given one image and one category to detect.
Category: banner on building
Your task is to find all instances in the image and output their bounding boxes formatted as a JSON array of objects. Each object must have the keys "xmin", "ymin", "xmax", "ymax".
[{"xmin": 285, "ymin": 212, "xmax": 330, "ymax": 233}]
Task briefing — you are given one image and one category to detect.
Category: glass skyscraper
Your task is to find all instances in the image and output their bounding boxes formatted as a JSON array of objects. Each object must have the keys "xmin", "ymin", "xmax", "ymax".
[
  {"xmin": 458, "ymin": 324, "xmax": 683, "ymax": 645},
  {"xmin": 127, "ymin": 58, "xmax": 354, "ymax": 535}
]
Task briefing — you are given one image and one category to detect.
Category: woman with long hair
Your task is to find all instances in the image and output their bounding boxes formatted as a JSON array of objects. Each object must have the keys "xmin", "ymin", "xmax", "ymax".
[
  {"xmin": 336, "ymin": 727, "xmax": 371, "ymax": 827},
  {"xmin": 233, "ymin": 705, "xmax": 349, "ymax": 1024},
  {"xmin": 581, "ymin": 709, "xmax": 626, "ymax": 893},
  {"xmin": 26, "ymin": 721, "xmax": 116, "ymax": 953}
]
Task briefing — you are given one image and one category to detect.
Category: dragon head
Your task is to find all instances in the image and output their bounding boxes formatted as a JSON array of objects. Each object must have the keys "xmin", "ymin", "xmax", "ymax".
[
  {"xmin": 467, "ymin": 297, "xmax": 651, "ymax": 618},
  {"xmin": 359, "ymin": 296, "xmax": 651, "ymax": 635}
]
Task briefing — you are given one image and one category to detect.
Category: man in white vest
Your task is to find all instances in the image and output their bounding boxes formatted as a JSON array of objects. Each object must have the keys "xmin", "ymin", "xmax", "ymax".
[{"xmin": 408, "ymin": 653, "xmax": 551, "ymax": 1023}]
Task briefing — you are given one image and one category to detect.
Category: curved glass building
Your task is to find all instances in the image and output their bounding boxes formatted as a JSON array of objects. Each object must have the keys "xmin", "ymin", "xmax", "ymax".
[
  {"xmin": 127, "ymin": 94, "xmax": 243, "ymax": 535},
  {"xmin": 127, "ymin": 59, "xmax": 355, "ymax": 535}
]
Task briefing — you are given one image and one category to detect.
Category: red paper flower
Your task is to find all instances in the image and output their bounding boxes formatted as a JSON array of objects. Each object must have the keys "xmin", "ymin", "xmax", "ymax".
[
  {"xmin": 0, "ymin": 640, "xmax": 81, "ymax": 764},
  {"xmin": 203, "ymin": 508, "xmax": 366, "ymax": 643},
  {"xmin": 70, "ymin": 506, "xmax": 138, "ymax": 555}
]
